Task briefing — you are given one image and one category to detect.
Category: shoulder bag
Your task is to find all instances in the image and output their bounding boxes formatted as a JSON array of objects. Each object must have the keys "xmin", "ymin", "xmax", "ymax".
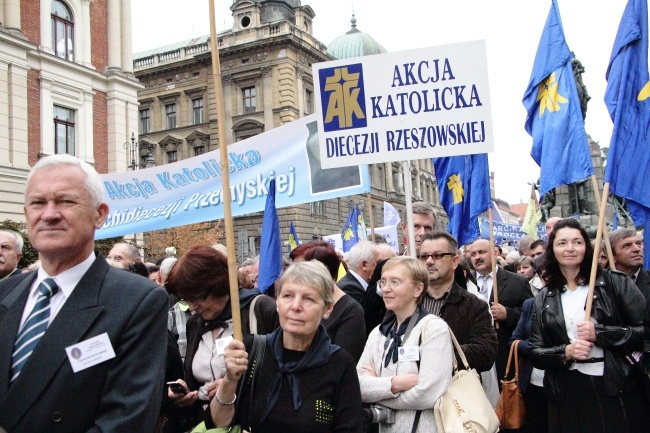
[
  {"xmin": 434, "ymin": 328, "xmax": 500, "ymax": 433},
  {"xmin": 495, "ymin": 340, "xmax": 526, "ymax": 429},
  {"xmin": 191, "ymin": 334, "xmax": 267, "ymax": 433}
]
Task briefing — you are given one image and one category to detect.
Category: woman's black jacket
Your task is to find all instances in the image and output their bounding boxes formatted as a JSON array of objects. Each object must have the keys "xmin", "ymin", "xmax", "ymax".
[{"xmin": 529, "ymin": 269, "xmax": 645, "ymax": 403}]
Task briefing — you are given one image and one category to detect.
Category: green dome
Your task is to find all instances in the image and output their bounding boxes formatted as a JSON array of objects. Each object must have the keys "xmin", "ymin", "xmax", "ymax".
[{"xmin": 327, "ymin": 15, "xmax": 388, "ymax": 59}]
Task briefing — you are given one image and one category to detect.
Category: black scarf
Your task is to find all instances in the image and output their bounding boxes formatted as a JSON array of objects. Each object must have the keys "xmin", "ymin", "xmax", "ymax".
[
  {"xmin": 198, "ymin": 288, "xmax": 261, "ymax": 335},
  {"xmin": 379, "ymin": 307, "xmax": 429, "ymax": 367},
  {"xmin": 260, "ymin": 326, "xmax": 339, "ymax": 422}
]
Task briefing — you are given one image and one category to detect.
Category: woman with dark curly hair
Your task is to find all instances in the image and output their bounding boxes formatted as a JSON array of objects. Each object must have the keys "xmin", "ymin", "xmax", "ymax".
[{"xmin": 529, "ymin": 218, "xmax": 647, "ymax": 433}]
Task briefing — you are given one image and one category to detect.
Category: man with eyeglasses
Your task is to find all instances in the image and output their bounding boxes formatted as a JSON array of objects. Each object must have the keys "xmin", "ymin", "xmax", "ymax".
[
  {"xmin": 418, "ymin": 232, "xmax": 497, "ymax": 373},
  {"xmin": 469, "ymin": 238, "xmax": 532, "ymax": 383}
]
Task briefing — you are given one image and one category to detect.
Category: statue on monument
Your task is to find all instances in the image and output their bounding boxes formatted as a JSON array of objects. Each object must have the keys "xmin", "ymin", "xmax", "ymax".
[
  {"xmin": 535, "ymin": 179, "xmax": 556, "ymax": 223},
  {"xmin": 566, "ymin": 54, "xmax": 591, "ymax": 215},
  {"xmin": 569, "ymin": 179, "xmax": 590, "ymax": 215}
]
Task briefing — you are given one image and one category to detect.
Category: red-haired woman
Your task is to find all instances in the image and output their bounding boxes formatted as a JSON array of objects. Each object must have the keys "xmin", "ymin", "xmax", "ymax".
[{"xmin": 165, "ymin": 245, "xmax": 279, "ymax": 427}]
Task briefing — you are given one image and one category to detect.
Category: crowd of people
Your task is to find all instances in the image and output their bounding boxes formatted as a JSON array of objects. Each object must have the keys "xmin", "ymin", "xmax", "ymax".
[{"xmin": 0, "ymin": 154, "xmax": 649, "ymax": 433}]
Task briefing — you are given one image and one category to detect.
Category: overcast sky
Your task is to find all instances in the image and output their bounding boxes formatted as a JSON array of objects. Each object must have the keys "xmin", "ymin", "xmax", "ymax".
[{"xmin": 132, "ymin": 0, "xmax": 630, "ymax": 204}]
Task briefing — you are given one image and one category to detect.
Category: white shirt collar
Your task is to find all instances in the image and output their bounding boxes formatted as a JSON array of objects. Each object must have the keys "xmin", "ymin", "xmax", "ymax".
[
  {"xmin": 34, "ymin": 251, "xmax": 96, "ymax": 299},
  {"xmin": 349, "ymin": 269, "xmax": 369, "ymax": 290}
]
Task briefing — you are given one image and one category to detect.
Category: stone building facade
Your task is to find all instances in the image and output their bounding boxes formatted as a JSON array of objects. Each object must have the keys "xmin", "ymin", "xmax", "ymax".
[
  {"xmin": 0, "ymin": 0, "xmax": 141, "ymax": 222},
  {"xmin": 133, "ymin": 0, "xmax": 446, "ymax": 261}
]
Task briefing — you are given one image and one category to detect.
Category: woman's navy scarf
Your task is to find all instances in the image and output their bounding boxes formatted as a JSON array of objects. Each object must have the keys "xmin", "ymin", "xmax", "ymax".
[
  {"xmin": 379, "ymin": 307, "xmax": 429, "ymax": 367},
  {"xmin": 260, "ymin": 325, "xmax": 340, "ymax": 422}
]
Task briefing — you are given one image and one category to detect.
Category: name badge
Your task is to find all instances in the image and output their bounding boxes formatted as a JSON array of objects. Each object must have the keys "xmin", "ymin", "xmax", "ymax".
[
  {"xmin": 398, "ymin": 346, "xmax": 420, "ymax": 362},
  {"xmin": 66, "ymin": 333, "xmax": 116, "ymax": 373},
  {"xmin": 215, "ymin": 336, "xmax": 234, "ymax": 356}
]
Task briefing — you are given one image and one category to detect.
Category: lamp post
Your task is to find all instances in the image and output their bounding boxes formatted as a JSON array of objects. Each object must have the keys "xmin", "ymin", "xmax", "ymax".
[
  {"xmin": 123, "ymin": 132, "xmax": 157, "ymax": 257},
  {"xmin": 124, "ymin": 132, "xmax": 156, "ymax": 170}
]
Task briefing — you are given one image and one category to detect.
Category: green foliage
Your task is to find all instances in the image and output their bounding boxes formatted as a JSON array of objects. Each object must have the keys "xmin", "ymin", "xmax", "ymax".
[
  {"xmin": 0, "ymin": 219, "xmax": 124, "ymax": 268},
  {"xmin": 0, "ymin": 219, "xmax": 37, "ymax": 268},
  {"xmin": 95, "ymin": 236, "xmax": 128, "ymax": 257}
]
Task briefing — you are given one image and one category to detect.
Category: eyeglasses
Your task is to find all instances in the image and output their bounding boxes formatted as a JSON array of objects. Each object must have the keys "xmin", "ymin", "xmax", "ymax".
[
  {"xmin": 377, "ymin": 279, "xmax": 417, "ymax": 290},
  {"xmin": 417, "ymin": 252, "xmax": 455, "ymax": 261},
  {"xmin": 178, "ymin": 292, "xmax": 210, "ymax": 307}
]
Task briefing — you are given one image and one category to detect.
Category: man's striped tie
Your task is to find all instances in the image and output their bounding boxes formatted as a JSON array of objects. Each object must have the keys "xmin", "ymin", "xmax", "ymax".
[{"xmin": 11, "ymin": 278, "xmax": 59, "ymax": 382}]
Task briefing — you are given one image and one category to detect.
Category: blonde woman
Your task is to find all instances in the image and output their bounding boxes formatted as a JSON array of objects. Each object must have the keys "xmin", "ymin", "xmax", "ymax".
[{"xmin": 357, "ymin": 256, "xmax": 452, "ymax": 432}]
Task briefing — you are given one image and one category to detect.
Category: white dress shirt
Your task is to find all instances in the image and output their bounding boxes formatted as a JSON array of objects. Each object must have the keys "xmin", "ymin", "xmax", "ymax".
[{"xmin": 19, "ymin": 252, "xmax": 95, "ymax": 329}]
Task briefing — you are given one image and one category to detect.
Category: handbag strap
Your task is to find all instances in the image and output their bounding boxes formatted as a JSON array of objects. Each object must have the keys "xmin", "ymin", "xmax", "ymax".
[
  {"xmin": 248, "ymin": 295, "xmax": 261, "ymax": 335},
  {"xmin": 234, "ymin": 334, "xmax": 266, "ymax": 429},
  {"xmin": 447, "ymin": 327, "xmax": 470, "ymax": 372},
  {"xmin": 411, "ymin": 410, "xmax": 421, "ymax": 433},
  {"xmin": 504, "ymin": 340, "xmax": 521, "ymax": 380}
]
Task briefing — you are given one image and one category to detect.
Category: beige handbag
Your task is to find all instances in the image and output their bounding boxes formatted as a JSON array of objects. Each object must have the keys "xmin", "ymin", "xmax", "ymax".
[{"xmin": 434, "ymin": 328, "xmax": 500, "ymax": 433}]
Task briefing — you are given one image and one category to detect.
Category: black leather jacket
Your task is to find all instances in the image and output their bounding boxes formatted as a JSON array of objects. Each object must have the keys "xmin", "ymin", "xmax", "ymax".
[{"xmin": 529, "ymin": 269, "xmax": 645, "ymax": 403}]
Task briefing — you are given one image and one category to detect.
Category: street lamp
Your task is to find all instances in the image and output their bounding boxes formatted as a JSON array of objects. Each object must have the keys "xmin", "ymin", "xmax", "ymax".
[{"xmin": 124, "ymin": 132, "xmax": 156, "ymax": 170}]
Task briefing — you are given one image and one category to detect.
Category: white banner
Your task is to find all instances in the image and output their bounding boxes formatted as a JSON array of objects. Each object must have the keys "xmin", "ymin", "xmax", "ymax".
[
  {"xmin": 313, "ymin": 41, "xmax": 494, "ymax": 168},
  {"xmin": 97, "ymin": 115, "xmax": 370, "ymax": 239}
]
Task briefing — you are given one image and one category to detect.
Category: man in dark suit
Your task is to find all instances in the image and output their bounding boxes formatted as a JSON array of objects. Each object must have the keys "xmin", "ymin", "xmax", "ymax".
[
  {"xmin": 0, "ymin": 155, "xmax": 168, "ymax": 433},
  {"xmin": 0, "ymin": 230, "xmax": 23, "ymax": 281},
  {"xmin": 609, "ymin": 228, "xmax": 650, "ymax": 299},
  {"xmin": 337, "ymin": 240, "xmax": 379, "ymax": 304},
  {"xmin": 470, "ymin": 238, "xmax": 532, "ymax": 382}
]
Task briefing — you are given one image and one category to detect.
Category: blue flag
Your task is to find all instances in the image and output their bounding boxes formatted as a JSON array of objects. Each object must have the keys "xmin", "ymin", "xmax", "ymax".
[
  {"xmin": 257, "ymin": 180, "xmax": 282, "ymax": 294},
  {"xmin": 645, "ymin": 228, "xmax": 650, "ymax": 270},
  {"xmin": 604, "ymin": 0, "xmax": 650, "ymax": 227},
  {"xmin": 433, "ymin": 154, "xmax": 491, "ymax": 246},
  {"xmin": 341, "ymin": 206, "xmax": 360, "ymax": 253},
  {"xmin": 523, "ymin": 0, "xmax": 594, "ymax": 199},
  {"xmin": 288, "ymin": 221, "xmax": 300, "ymax": 253}
]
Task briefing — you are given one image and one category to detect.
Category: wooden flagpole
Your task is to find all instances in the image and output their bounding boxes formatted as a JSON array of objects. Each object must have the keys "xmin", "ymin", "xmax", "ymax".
[
  {"xmin": 403, "ymin": 161, "xmax": 416, "ymax": 257},
  {"xmin": 488, "ymin": 207, "xmax": 499, "ymax": 329},
  {"xmin": 209, "ymin": 0, "xmax": 242, "ymax": 341},
  {"xmin": 584, "ymin": 182, "xmax": 610, "ymax": 321},
  {"xmin": 367, "ymin": 193, "xmax": 376, "ymax": 242},
  {"xmin": 590, "ymin": 175, "xmax": 616, "ymax": 270}
]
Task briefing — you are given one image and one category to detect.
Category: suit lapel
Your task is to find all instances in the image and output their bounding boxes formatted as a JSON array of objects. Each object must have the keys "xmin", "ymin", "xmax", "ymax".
[
  {"xmin": 0, "ymin": 256, "xmax": 109, "ymax": 430},
  {"xmin": 488, "ymin": 268, "xmax": 507, "ymax": 303},
  {"xmin": 0, "ymin": 273, "xmax": 36, "ymax": 394}
]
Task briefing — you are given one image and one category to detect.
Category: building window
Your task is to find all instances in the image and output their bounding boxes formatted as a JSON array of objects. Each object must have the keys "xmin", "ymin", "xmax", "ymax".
[
  {"xmin": 194, "ymin": 146, "xmax": 205, "ymax": 156},
  {"xmin": 243, "ymin": 87, "xmax": 256, "ymax": 113},
  {"xmin": 53, "ymin": 105, "xmax": 75, "ymax": 155},
  {"xmin": 167, "ymin": 150, "xmax": 178, "ymax": 163},
  {"xmin": 305, "ymin": 89, "xmax": 313, "ymax": 114},
  {"xmin": 51, "ymin": 0, "xmax": 74, "ymax": 61},
  {"xmin": 139, "ymin": 109, "xmax": 151, "ymax": 134},
  {"xmin": 376, "ymin": 164, "xmax": 386, "ymax": 190},
  {"xmin": 166, "ymin": 103, "xmax": 177, "ymax": 129},
  {"xmin": 192, "ymin": 98, "xmax": 204, "ymax": 124},
  {"xmin": 310, "ymin": 201, "xmax": 325, "ymax": 216}
]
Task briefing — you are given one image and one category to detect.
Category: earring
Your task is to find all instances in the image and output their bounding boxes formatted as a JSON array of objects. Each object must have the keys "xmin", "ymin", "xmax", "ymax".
[{"xmin": 323, "ymin": 314, "xmax": 329, "ymax": 320}]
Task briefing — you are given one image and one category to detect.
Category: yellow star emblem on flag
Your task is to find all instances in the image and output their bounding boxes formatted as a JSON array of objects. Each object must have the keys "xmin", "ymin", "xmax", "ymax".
[
  {"xmin": 537, "ymin": 72, "xmax": 568, "ymax": 116},
  {"xmin": 447, "ymin": 174, "xmax": 464, "ymax": 205},
  {"xmin": 638, "ymin": 80, "xmax": 650, "ymax": 101}
]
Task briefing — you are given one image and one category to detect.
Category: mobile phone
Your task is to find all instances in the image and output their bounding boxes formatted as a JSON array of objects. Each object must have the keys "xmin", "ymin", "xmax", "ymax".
[{"xmin": 166, "ymin": 381, "xmax": 188, "ymax": 395}]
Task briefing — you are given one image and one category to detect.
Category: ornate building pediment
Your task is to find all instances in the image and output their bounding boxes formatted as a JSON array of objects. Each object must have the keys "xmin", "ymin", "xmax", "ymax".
[
  {"xmin": 157, "ymin": 92, "xmax": 181, "ymax": 104},
  {"xmin": 186, "ymin": 130, "xmax": 210, "ymax": 147},
  {"xmin": 158, "ymin": 135, "xmax": 183, "ymax": 150},
  {"xmin": 184, "ymin": 86, "xmax": 207, "ymax": 98}
]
